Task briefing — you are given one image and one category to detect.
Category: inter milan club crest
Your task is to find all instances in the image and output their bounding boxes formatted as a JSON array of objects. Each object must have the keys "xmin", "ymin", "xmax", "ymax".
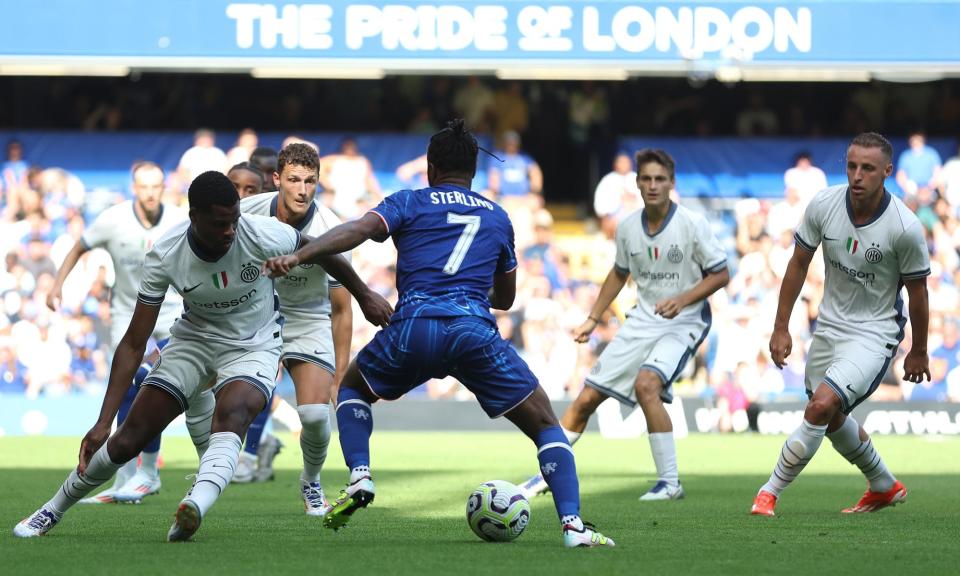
[
  {"xmin": 667, "ymin": 244, "xmax": 684, "ymax": 263},
  {"xmin": 865, "ymin": 243, "xmax": 883, "ymax": 263},
  {"xmin": 240, "ymin": 262, "xmax": 260, "ymax": 283},
  {"xmin": 590, "ymin": 361, "xmax": 601, "ymax": 375}
]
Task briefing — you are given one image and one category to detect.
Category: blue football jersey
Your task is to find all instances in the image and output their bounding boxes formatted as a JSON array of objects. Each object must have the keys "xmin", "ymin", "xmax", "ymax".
[{"xmin": 370, "ymin": 184, "xmax": 518, "ymax": 323}]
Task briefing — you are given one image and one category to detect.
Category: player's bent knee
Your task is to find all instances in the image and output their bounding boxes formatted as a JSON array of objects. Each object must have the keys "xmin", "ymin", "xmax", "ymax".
[
  {"xmin": 804, "ymin": 397, "xmax": 840, "ymax": 425},
  {"xmin": 634, "ymin": 372, "xmax": 664, "ymax": 403}
]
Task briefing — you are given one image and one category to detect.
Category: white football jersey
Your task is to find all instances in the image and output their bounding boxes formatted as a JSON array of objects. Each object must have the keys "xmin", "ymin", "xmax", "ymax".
[
  {"xmin": 795, "ymin": 185, "xmax": 930, "ymax": 353},
  {"xmin": 80, "ymin": 201, "xmax": 186, "ymax": 328},
  {"xmin": 614, "ymin": 202, "xmax": 727, "ymax": 331},
  {"xmin": 240, "ymin": 192, "xmax": 347, "ymax": 320},
  {"xmin": 137, "ymin": 214, "xmax": 300, "ymax": 350}
]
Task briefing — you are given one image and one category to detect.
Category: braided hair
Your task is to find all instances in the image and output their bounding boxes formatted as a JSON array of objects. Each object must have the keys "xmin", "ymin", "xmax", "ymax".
[{"xmin": 427, "ymin": 119, "xmax": 479, "ymax": 176}]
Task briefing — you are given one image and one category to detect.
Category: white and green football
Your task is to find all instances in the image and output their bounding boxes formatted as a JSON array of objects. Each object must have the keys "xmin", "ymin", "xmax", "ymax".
[{"xmin": 465, "ymin": 480, "xmax": 531, "ymax": 542}]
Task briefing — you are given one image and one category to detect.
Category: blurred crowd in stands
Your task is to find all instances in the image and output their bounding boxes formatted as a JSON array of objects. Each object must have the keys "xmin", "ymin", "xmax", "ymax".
[{"xmin": 2, "ymin": 124, "xmax": 959, "ymax": 433}]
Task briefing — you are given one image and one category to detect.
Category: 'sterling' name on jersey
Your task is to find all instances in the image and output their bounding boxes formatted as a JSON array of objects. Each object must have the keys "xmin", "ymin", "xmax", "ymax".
[{"xmin": 430, "ymin": 190, "xmax": 495, "ymax": 211}]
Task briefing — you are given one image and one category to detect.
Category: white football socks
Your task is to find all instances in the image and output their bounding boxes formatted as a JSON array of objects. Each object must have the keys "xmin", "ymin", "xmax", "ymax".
[
  {"xmin": 140, "ymin": 451, "xmax": 160, "ymax": 477},
  {"xmin": 48, "ymin": 444, "xmax": 122, "ymax": 515},
  {"xmin": 761, "ymin": 419, "xmax": 827, "ymax": 496},
  {"xmin": 561, "ymin": 426, "xmax": 581, "ymax": 446},
  {"xmin": 185, "ymin": 432, "xmax": 241, "ymax": 517},
  {"xmin": 185, "ymin": 390, "xmax": 216, "ymax": 459},
  {"xmin": 827, "ymin": 415, "xmax": 896, "ymax": 493},
  {"xmin": 111, "ymin": 459, "xmax": 136, "ymax": 491},
  {"xmin": 298, "ymin": 404, "xmax": 331, "ymax": 483},
  {"xmin": 648, "ymin": 432, "xmax": 679, "ymax": 487}
]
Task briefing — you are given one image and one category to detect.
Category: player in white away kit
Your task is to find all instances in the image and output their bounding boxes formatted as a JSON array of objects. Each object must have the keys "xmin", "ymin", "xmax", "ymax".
[
  {"xmin": 46, "ymin": 162, "xmax": 186, "ymax": 504},
  {"xmin": 751, "ymin": 132, "xmax": 930, "ymax": 517},
  {"xmin": 521, "ymin": 149, "xmax": 729, "ymax": 501},
  {"xmin": 14, "ymin": 171, "xmax": 392, "ymax": 541},
  {"xmin": 239, "ymin": 143, "xmax": 353, "ymax": 515}
]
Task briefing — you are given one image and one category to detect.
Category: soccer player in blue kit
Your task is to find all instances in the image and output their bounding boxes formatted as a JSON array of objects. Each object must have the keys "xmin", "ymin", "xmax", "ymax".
[{"xmin": 264, "ymin": 120, "xmax": 615, "ymax": 548}]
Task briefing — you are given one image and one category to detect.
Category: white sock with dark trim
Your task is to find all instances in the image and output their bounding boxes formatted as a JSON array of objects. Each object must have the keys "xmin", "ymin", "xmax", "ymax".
[
  {"xmin": 186, "ymin": 432, "xmax": 241, "ymax": 517},
  {"xmin": 761, "ymin": 420, "xmax": 827, "ymax": 497},
  {"xmin": 48, "ymin": 444, "xmax": 122, "ymax": 515},
  {"xmin": 298, "ymin": 404, "xmax": 331, "ymax": 483},
  {"xmin": 827, "ymin": 415, "xmax": 896, "ymax": 493}
]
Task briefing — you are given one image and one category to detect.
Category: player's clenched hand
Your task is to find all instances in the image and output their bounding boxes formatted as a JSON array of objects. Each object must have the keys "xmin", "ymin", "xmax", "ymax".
[
  {"xmin": 262, "ymin": 254, "xmax": 300, "ymax": 278},
  {"xmin": 768, "ymin": 329, "xmax": 792, "ymax": 369},
  {"xmin": 654, "ymin": 297, "xmax": 684, "ymax": 319},
  {"xmin": 46, "ymin": 288, "xmax": 62, "ymax": 311},
  {"xmin": 78, "ymin": 422, "xmax": 111, "ymax": 475},
  {"xmin": 358, "ymin": 290, "xmax": 393, "ymax": 328},
  {"xmin": 902, "ymin": 350, "xmax": 931, "ymax": 383},
  {"xmin": 572, "ymin": 318, "xmax": 598, "ymax": 343}
]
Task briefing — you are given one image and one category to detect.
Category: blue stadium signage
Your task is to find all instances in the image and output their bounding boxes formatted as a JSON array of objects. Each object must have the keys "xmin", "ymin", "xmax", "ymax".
[{"xmin": 1, "ymin": 1, "xmax": 958, "ymax": 71}]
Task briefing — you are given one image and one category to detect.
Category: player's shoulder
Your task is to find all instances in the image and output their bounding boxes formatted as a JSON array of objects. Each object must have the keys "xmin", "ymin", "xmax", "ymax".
[
  {"xmin": 617, "ymin": 208, "xmax": 645, "ymax": 233},
  {"xmin": 809, "ymin": 184, "xmax": 847, "ymax": 210},
  {"xmin": 672, "ymin": 202, "xmax": 709, "ymax": 226},
  {"xmin": 160, "ymin": 202, "xmax": 188, "ymax": 222},
  {"xmin": 239, "ymin": 191, "xmax": 278, "ymax": 215},
  {"xmin": 151, "ymin": 220, "xmax": 190, "ymax": 259},
  {"xmin": 885, "ymin": 192, "xmax": 924, "ymax": 234},
  {"xmin": 94, "ymin": 199, "xmax": 134, "ymax": 223},
  {"xmin": 312, "ymin": 202, "xmax": 342, "ymax": 230}
]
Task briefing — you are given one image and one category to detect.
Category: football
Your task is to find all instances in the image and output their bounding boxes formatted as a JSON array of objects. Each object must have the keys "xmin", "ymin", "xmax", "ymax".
[{"xmin": 465, "ymin": 480, "xmax": 531, "ymax": 542}]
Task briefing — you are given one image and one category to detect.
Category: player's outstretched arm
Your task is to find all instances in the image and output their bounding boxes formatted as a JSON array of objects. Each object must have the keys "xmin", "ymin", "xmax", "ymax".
[
  {"xmin": 314, "ymin": 252, "xmax": 393, "ymax": 327},
  {"xmin": 902, "ymin": 277, "xmax": 931, "ymax": 383},
  {"xmin": 47, "ymin": 241, "xmax": 89, "ymax": 311},
  {"xmin": 79, "ymin": 301, "xmax": 161, "ymax": 474},
  {"xmin": 263, "ymin": 213, "xmax": 387, "ymax": 277},
  {"xmin": 769, "ymin": 245, "xmax": 814, "ymax": 368},
  {"xmin": 655, "ymin": 267, "xmax": 730, "ymax": 319},
  {"xmin": 574, "ymin": 266, "xmax": 629, "ymax": 342}
]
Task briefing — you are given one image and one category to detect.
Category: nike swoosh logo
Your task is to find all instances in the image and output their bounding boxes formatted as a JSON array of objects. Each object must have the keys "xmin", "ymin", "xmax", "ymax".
[
  {"xmin": 183, "ymin": 283, "xmax": 202, "ymax": 293},
  {"xmin": 256, "ymin": 371, "xmax": 271, "ymax": 379},
  {"xmin": 314, "ymin": 350, "xmax": 325, "ymax": 355},
  {"xmin": 823, "ymin": 236, "xmax": 839, "ymax": 241}
]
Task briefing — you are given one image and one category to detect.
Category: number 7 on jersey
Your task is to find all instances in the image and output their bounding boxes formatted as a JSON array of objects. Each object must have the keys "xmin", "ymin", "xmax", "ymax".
[{"xmin": 443, "ymin": 212, "xmax": 481, "ymax": 275}]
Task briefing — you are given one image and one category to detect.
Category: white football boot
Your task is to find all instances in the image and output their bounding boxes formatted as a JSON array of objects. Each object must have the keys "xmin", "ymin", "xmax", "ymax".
[
  {"xmin": 231, "ymin": 452, "xmax": 257, "ymax": 484},
  {"xmin": 114, "ymin": 470, "xmax": 162, "ymax": 503},
  {"xmin": 14, "ymin": 507, "xmax": 61, "ymax": 538},
  {"xmin": 301, "ymin": 479, "xmax": 333, "ymax": 517},
  {"xmin": 518, "ymin": 473, "xmax": 550, "ymax": 499},
  {"xmin": 254, "ymin": 434, "xmax": 283, "ymax": 482},
  {"xmin": 167, "ymin": 500, "xmax": 202, "ymax": 542},
  {"xmin": 563, "ymin": 520, "xmax": 616, "ymax": 548},
  {"xmin": 639, "ymin": 480, "xmax": 685, "ymax": 501}
]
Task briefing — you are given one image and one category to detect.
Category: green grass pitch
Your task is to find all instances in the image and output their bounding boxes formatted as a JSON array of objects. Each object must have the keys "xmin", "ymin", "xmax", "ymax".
[{"xmin": 2, "ymin": 433, "xmax": 958, "ymax": 575}]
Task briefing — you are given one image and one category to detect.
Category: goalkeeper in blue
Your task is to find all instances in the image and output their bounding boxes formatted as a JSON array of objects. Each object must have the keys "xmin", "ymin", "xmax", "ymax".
[{"xmin": 264, "ymin": 119, "xmax": 615, "ymax": 548}]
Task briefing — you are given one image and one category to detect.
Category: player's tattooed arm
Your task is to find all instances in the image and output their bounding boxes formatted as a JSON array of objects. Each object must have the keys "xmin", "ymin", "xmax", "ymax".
[
  {"xmin": 902, "ymin": 277, "xmax": 931, "ymax": 384},
  {"xmin": 80, "ymin": 301, "xmax": 161, "ymax": 473}
]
